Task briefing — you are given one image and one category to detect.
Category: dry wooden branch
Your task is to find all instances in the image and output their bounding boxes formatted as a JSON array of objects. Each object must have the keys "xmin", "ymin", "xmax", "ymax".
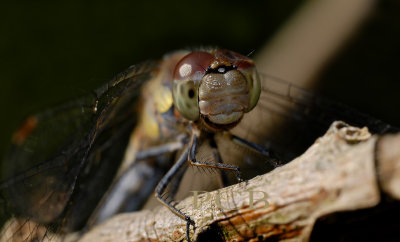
[{"xmin": 79, "ymin": 121, "xmax": 400, "ymax": 242}]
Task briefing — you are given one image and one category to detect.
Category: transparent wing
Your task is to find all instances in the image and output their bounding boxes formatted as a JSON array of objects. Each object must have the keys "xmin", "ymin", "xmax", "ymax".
[
  {"xmin": 0, "ymin": 60, "xmax": 159, "ymax": 237},
  {"xmin": 232, "ymin": 73, "xmax": 399, "ymax": 162}
]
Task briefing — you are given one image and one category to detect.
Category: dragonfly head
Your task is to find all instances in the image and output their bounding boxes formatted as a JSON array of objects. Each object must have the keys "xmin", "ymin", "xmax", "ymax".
[{"xmin": 172, "ymin": 50, "xmax": 261, "ymax": 131}]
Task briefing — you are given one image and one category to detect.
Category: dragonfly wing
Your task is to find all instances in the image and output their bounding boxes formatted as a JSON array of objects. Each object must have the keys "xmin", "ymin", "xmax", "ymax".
[
  {"xmin": 0, "ymin": 61, "xmax": 159, "ymax": 235},
  {"xmin": 232, "ymin": 73, "xmax": 399, "ymax": 162}
]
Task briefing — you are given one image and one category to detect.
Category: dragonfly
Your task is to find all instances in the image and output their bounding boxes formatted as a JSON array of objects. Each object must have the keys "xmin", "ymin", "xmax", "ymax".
[{"xmin": 0, "ymin": 48, "xmax": 398, "ymax": 242}]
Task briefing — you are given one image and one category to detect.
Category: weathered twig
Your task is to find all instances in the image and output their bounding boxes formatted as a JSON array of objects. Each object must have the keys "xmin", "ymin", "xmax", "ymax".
[{"xmin": 79, "ymin": 121, "xmax": 400, "ymax": 241}]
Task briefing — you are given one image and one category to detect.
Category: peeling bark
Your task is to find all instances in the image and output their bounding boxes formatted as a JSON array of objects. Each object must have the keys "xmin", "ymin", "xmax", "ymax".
[{"xmin": 79, "ymin": 121, "xmax": 400, "ymax": 241}]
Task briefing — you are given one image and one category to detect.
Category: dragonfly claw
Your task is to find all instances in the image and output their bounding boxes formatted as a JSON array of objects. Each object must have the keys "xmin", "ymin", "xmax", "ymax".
[{"xmin": 185, "ymin": 216, "xmax": 195, "ymax": 242}]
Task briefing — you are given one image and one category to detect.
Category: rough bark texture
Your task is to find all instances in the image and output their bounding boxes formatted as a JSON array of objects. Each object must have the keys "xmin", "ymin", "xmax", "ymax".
[{"xmin": 79, "ymin": 122, "xmax": 400, "ymax": 241}]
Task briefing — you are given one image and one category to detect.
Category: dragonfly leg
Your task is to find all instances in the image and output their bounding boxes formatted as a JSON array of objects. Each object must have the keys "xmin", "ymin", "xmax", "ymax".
[
  {"xmin": 226, "ymin": 132, "xmax": 281, "ymax": 167},
  {"xmin": 189, "ymin": 132, "xmax": 243, "ymax": 182},
  {"xmin": 210, "ymin": 137, "xmax": 230, "ymax": 187},
  {"xmin": 155, "ymin": 147, "xmax": 195, "ymax": 242}
]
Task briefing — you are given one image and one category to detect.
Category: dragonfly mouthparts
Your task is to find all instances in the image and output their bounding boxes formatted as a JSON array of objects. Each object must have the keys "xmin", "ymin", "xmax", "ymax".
[{"xmin": 207, "ymin": 111, "xmax": 244, "ymax": 125}]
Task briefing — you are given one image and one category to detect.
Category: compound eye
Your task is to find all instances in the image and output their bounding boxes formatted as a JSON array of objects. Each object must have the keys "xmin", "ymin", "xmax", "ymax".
[
  {"xmin": 173, "ymin": 79, "xmax": 199, "ymax": 121},
  {"xmin": 173, "ymin": 51, "xmax": 213, "ymax": 80},
  {"xmin": 172, "ymin": 51, "xmax": 214, "ymax": 121},
  {"xmin": 241, "ymin": 67, "xmax": 261, "ymax": 112},
  {"xmin": 213, "ymin": 49, "xmax": 261, "ymax": 112}
]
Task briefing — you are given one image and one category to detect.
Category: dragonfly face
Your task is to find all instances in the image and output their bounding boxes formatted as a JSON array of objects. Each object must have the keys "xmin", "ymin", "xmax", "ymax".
[{"xmin": 172, "ymin": 50, "xmax": 261, "ymax": 132}]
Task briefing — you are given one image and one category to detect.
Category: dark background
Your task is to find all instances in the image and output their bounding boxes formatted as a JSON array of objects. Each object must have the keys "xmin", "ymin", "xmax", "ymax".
[{"xmin": 0, "ymin": 0, "xmax": 399, "ymax": 160}]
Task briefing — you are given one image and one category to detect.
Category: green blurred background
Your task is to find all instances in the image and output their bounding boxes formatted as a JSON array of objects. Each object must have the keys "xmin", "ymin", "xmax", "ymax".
[{"xmin": 0, "ymin": 0, "xmax": 399, "ymax": 159}]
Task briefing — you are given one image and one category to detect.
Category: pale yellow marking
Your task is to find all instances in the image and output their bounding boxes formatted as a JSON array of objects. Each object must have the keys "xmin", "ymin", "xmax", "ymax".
[
  {"xmin": 118, "ymin": 127, "xmax": 140, "ymax": 176},
  {"xmin": 154, "ymin": 84, "xmax": 173, "ymax": 114},
  {"xmin": 141, "ymin": 103, "xmax": 160, "ymax": 139}
]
